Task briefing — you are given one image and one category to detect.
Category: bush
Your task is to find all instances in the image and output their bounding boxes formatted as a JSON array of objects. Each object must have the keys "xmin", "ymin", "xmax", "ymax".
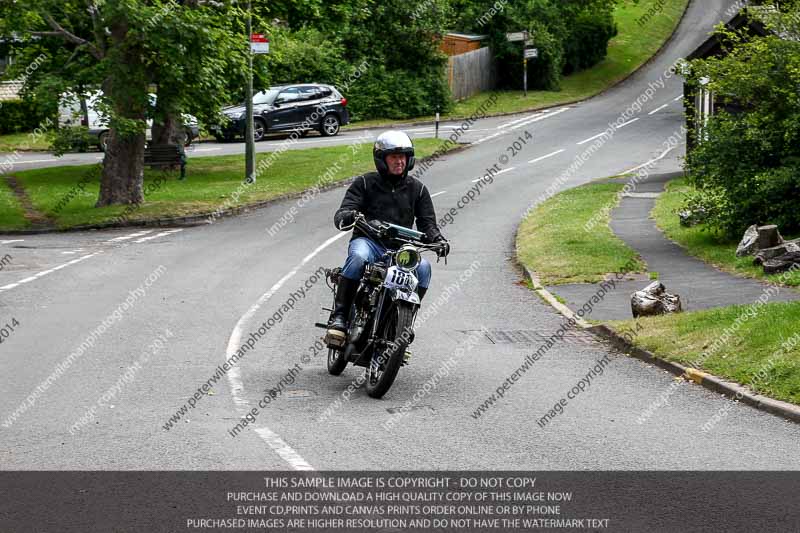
[
  {"xmin": 48, "ymin": 126, "xmax": 94, "ymax": 156},
  {"xmin": 685, "ymin": 18, "xmax": 800, "ymax": 237},
  {"xmin": 0, "ymin": 99, "xmax": 50, "ymax": 134},
  {"xmin": 562, "ymin": 9, "xmax": 618, "ymax": 74}
]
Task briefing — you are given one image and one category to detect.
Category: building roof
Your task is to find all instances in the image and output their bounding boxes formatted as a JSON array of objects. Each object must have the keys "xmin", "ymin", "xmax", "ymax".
[{"xmin": 443, "ymin": 33, "xmax": 488, "ymax": 41}]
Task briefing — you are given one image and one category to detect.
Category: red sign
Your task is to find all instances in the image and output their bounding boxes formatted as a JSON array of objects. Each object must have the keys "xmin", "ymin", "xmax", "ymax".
[{"xmin": 250, "ymin": 34, "xmax": 268, "ymax": 43}]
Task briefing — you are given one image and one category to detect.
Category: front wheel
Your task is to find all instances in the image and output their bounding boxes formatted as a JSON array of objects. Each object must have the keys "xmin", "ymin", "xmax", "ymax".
[
  {"xmin": 366, "ymin": 301, "xmax": 415, "ymax": 398},
  {"xmin": 327, "ymin": 347, "xmax": 348, "ymax": 375}
]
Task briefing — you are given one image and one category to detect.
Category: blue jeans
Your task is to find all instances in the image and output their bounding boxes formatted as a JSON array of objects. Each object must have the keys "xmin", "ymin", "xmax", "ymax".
[{"xmin": 342, "ymin": 237, "xmax": 432, "ymax": 289}]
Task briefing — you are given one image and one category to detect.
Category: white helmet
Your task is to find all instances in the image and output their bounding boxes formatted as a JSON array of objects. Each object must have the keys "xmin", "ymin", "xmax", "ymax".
[{"xmin": 373, "ymin": 130, "xmax": 415, "ymax": 175}]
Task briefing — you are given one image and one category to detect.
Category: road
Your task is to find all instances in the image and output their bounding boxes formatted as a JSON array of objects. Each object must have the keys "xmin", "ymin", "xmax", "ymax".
[{"xmin": 2, "ymin": 0, "xmax": 799, "ymax": 471}]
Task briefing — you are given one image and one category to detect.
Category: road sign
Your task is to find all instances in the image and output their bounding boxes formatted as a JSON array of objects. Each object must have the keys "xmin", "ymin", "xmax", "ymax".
[
  {"xmin": 525, "ymin": 48, "xmax": 539, "ymax": 59},
  {"xmin": 250, "ymin": 33, "xmax": 270, "ymax": 54},
  {"xmin": 506, "ymin": 31, "xmax": 528, "ymax": 42}
]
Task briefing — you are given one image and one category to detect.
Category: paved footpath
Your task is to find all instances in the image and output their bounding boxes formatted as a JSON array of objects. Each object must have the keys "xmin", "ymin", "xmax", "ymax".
[{"xmin": 548, "ymin": 171, "xmax": 800, "ymax": 321}]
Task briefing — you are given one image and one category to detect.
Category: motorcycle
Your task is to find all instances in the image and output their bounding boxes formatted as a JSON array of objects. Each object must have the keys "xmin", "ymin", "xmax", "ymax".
[{"xmin": 314, "ymin": 213, "xmax": 448, "ymax": 398}]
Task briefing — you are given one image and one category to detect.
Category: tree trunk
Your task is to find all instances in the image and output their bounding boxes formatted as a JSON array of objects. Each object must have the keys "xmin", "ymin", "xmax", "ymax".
[
  {"xmin": 151, "ymin": 98, "xmax": 183, "ymax": 146},
  {"xmin": 96, "ymin": 127, "xmax": 146, "ymax": 206},
  {"xmin": 95, "ymin": 21, "xmax": 147, "ymax": 207}
]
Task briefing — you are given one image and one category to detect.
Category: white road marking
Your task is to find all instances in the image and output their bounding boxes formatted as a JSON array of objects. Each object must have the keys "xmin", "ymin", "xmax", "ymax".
[
  {"xmin": 528, "ymin": 149, "xmax": 566, "ymax": 164},
  {"xmin": 617, "ymin": 118, "xmax": 640, "ymax": 129},
  {"xmin": 475, "ymin": 108, "xmax": 569, "ymax": 144},
  {"xmin": 14, "ymin": 159, "xmax": 56, "ymax": 165},
  {"xmin": 0, "ymin": 252, "xmax": 101, "ymax": 293},
  {"xmin": 191, "ymin": 147, "xmax": 222, "ymax": 152},
  {"xmin": 576, "ymin": 117, "xmax": 641, "ymax": 145},
  {"xmin": 225, "ymin": 232, "xmax": 350, "ymax": 470},
  {"xmin": 497, "ymin": 113, "xmax": 541, "ymax": 129},
  {"xmin": 473, "ymin": 132, "xmax": 503, "ymax": 145},
  {"xmin": 430, "ymin": 191, "xmax": 447, "ymax": 198},
  {"xmin": 107, "ymin": 230, "xmax": 154, "ymax": 242},
  {"xmin": 133, "ymin": 229, "xmax": 183, "ymax": 243},
  {"xmin": 673, "ymin": 95, "xmax": 683, "ymax": 101},
  {"xmin": 577, "ymin": 131, "xmax": 609, "ymax": 145},
  {"xmin": 471, "ymin": 167, "xmax": 514, "ymax": 182},
  {"xmin": 648, "ymin": 104, "xmax": 669, "ymax": 115},
  {"xmin": 509, "ymin": 107, "xmax": 570, "ymax": 130},
  {"xmin": 622, "ymin": 145, "xmax": 678, "ymax": 175},
  {"xmin": 1, "ymin": 239, "xmax": 24, "ymax": 244}
]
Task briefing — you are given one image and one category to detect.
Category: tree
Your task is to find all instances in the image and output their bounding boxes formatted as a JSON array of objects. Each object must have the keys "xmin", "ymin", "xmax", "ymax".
[
  {"xmin": 2, "ymin": 0, "xmax": 246, "ymax": 206},
  {"xmin": 685, "ymin": 1, "xmax": 800, "ymax": 235}
]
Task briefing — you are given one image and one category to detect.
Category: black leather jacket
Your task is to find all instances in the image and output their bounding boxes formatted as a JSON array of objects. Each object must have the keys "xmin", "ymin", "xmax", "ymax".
[{"xmin": 334, "ymin": 171, "xmax": 444, "ymax": 243}]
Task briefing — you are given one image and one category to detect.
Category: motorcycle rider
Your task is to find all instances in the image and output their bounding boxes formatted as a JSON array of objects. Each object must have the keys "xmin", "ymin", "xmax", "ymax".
[{"xmin": 325, "ymin": 130, "xmax": 450, "ymax": 347}]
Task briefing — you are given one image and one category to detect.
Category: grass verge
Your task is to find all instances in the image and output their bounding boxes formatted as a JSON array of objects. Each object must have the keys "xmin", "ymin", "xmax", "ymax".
[
  {"xmin": 609, "ymin": 302, "xmax": 800, "ymax": 405},
  {"xmin": 1, "ymin": 138, "xmax": 454, "ymax": 231},
  {"xmin": 0, "ymin": 131, "xmax": 52, "ymax": 152},
  {"xmin": 652, "ymin": 178, "xmax": 800, "ymax": 287},
  {"xmin": 347, "ymin": 0, "xmax": 690, "ymax": 128},
  {"xmin": 516, "ymin": 182, "xmax": 645, "ymax": 285}
]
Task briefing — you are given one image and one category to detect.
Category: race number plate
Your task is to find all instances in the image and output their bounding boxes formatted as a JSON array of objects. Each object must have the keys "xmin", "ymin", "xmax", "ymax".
[{"xmin": 384, "ymin": 266, "xmax": 418, "ymax": 292}]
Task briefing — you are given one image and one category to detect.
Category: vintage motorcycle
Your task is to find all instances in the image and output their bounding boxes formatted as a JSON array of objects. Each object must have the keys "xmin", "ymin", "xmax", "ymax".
[{"xmin": 315, "ymin": 214, "xmax": 448, "ymax": 398}]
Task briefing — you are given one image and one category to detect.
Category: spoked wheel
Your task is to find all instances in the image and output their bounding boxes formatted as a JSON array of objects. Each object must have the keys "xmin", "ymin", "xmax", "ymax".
[{"xmin": 366, "ymin": 302, "xmax": 414, "ymax": 398}]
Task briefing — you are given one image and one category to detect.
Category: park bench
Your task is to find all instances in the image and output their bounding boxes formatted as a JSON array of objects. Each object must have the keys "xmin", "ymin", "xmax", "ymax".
[{"xmin": 144, "ymin": 143, "xmax": 186, "ymax": 179}]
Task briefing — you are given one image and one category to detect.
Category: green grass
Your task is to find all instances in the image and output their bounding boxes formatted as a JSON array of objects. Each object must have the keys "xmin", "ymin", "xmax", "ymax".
[
  {"xmin": 0, "ymin": 179, "xmax": 28, "ymax": 230},
  {"xmin": 1, "ymin": 138, "xmax": 452, "ymax": 231},
  {"xmin": 347, "ymin": 0, "xmax": 690, "ymax": 128},
  {"xmin": 0, "ymin": 131, "xmax": 52, "ymax": 152},
  {"xmin": 610, "ymin": 302, "xmax": 800, "ymax": 405},
  {"xmin": 652, "ymin": 178, "xmax": 800, "ymax": 287},
  {"xmin": 516, "ymin": 182, "xmax": 645, "ymax": 285}
]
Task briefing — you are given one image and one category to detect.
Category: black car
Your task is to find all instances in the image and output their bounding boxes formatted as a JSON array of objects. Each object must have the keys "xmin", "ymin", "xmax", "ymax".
[{"xmin": 211, "ymin": 83, "xmax": 350, "ymax": 142}]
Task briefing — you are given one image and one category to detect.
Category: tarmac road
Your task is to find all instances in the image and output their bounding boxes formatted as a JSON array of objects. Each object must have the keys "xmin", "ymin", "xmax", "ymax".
[{"xmin": 2, "ymin": 0, "xmax": 798, "ymax": 471}]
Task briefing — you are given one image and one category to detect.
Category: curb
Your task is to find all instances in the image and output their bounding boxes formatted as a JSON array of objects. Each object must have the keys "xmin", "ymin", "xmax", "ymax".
[
  {"xmin": 519, "ymin": 267, "xmax": 800, "ymax": 425},
  {"xmin": 0, "ymin": 143, "xmax": 472, "ymax": 236}
]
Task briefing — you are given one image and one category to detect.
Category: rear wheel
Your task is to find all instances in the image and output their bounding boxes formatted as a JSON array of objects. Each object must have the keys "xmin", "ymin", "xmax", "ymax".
[
  {"xmin": 320, "ymin": 114, "xmax": 340, "ymax": 137},
  {"xmin": 365, "ymin": 301, "xmax": 414, "ymax": 398}
]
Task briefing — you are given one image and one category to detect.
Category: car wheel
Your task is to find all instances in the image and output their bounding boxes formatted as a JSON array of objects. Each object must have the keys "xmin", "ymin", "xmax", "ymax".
[
  {"xmin": 253, "ymin": 118, "xmax": 267, "ymax": 142},
  {"xmin": 320, "ymin": 114, "xmax": 340, "ymax": 137},
  {"xmin": 181, "ymin": 129, "xmax": 192, "ymax": 147},
  {"xmin": 99, "ymin": 131, "xmax": 110, "ymax": 152}
]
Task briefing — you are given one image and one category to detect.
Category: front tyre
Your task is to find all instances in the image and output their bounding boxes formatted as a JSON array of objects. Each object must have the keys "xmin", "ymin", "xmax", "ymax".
[
  {"xmin": 327, "ymin": 347, "xmax": 348, "ymax": 375},
  {"xmin": 366, "ymin": 301, "xmax": 414, "ymax": 399}
]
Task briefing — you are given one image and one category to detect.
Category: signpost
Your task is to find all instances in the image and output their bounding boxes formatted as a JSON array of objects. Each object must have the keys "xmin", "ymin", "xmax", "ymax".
[
  {"xmin": 244, "ymin": 3, "xmax": 269, "ymax": 184},
  {"xmin": 508, "ymin": 31, "xmax": 536, "ymax": 97}
]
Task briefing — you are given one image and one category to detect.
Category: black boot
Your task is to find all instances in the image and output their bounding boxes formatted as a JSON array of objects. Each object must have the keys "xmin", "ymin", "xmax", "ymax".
[{"xmin": 325, "ymin": 277, "xmax": 359, "ymax": 347}]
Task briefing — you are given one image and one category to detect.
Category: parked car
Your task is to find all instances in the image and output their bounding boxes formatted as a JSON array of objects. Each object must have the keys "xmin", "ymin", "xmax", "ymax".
[
  {"xmin": 210, "ymin": 83, "xmax": 350, "ymax": 142},
  {"xmin": 58, "ymin": 91, "xmax": 200, "ymax": 152}
]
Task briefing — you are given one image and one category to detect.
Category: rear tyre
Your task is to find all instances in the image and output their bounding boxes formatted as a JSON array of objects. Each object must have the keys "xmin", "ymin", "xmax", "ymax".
[
  {"xmin": 320, "ymin": 114, "xmax": 340, "ymax": 137},
  {"xmin": 366, "ymin": 302, "xmax": 414, "ymax": 398}
]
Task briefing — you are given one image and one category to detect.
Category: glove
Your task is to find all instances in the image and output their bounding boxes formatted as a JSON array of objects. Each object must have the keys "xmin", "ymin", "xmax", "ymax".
[
  {"xmin": 336, "ymin": 209, "xmax": 360, "ymax": 229},
  {"xmin": 434, "ymin": 236, "xmax": 450, "ymax": 258}
]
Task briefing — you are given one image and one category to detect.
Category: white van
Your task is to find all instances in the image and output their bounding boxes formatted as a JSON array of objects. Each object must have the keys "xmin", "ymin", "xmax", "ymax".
[{"xmin": 58, "ymin": 91, "xmax": 200, "ymax": 151}]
